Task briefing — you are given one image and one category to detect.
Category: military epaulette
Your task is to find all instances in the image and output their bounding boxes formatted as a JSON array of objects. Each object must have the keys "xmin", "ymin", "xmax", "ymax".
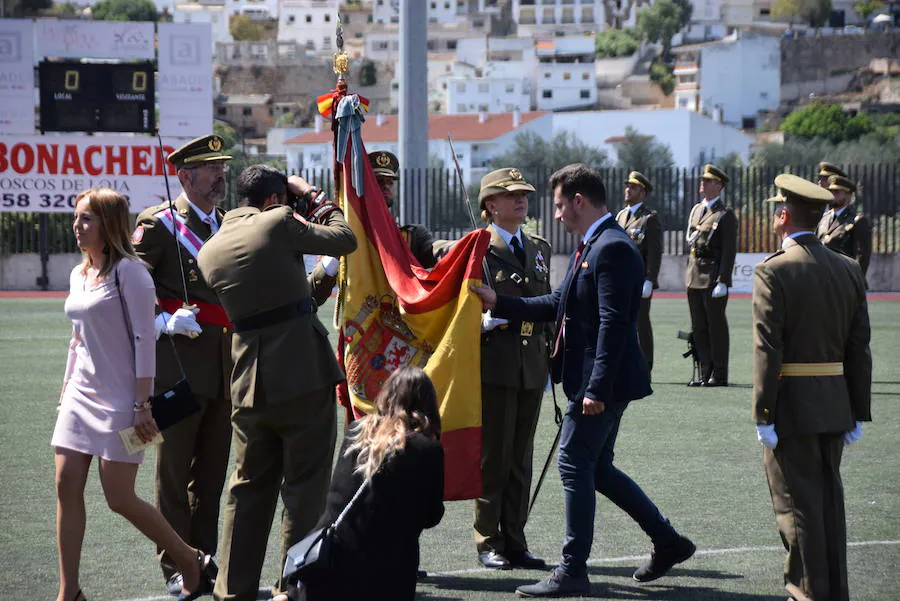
[{"xmin": 525, "ymin": 232, "xmax": 549, "ymax": 246}]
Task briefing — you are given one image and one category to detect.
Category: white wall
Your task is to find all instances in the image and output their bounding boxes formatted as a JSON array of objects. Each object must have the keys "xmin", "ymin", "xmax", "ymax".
[
  {"xmin": 277, "ymin": 0, "xmax": 339, "ymax": 51},
  {"xmin": 173, "ymin": 5, "xmax": 232, "ymax": 49},
  {"xmin": 446, "ymin": 78, "xmax": 531, "ymax": 114},
  {"xmin": 553, "ymin": 109, "xmax": 753, "ymax": 168},
  {"xmin": 699, "ymin": 34, "xmax": 780, "ymax": 126},
  {"xmin": 536, "ymin": 62, "xmax": 596, "ymax": 110}
]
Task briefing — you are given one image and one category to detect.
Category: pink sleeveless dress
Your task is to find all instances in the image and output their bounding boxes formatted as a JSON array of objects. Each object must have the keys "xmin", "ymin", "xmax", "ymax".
[{"xmin": 51, "ymin": 258, "xmax": 156, "ymax": 463}]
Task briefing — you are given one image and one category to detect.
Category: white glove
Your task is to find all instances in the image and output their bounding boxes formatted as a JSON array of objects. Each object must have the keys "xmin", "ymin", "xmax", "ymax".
[
  {"xmin": 641, "ymin": 280, "xmax": 653, "ymax": 299},
  {"xmin": 481, "ymin": 310, "xmax": 508, "ymax": 333},
  {"xmin": 844, "ymin": 421, "xmax": 863, "ymax": 446},
  {"xmin": 154, "ymin": 312, "xmax": 171, "ymax": 340},
  {"xmin": 321, "ymin": 255, "xmax": 340, "ymax": 277},
  {"xmin": 756, "ymin": 424, "xmax": 778, "ymax": 449},
  {"xmin": 711, "ymin": 283, "xmax": 728, "ymax": 298},
  {"xmin": 165, "ymin": 307, "xmax": 202, "ymax": 338}
]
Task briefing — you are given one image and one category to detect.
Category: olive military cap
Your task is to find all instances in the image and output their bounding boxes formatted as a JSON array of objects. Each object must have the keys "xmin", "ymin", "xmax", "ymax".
[
  {"xmin": 817, "ymin": 161, "xmax": 847, "ymax": 179},
  {"xmin": 701, "ymin": 164, "xmax": 730, "ymax": 186},
  {"xmin": 766, "ymin": 174, "xmax": 834, "ymax": 205},
  {"xmin": 369, "ymin": 150, "xmax": 399, "ymax": 179},
  {"xmin": 167, "ymin": 135, "xmax": 232, "ymax": 169},
  {"xmin": 625, "ymin": 171, "xmax": 653, "ymax": 192},
  {"xmin": 827, "ymin": 175, "xmax": 857, "ymax": 194},
  {"xmin": 478, "ymin": 168, "xmax": 536, "ymax": 209}
]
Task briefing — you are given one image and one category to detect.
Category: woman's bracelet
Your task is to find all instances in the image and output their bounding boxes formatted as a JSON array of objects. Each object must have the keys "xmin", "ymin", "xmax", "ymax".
[{"xmin": 133, "ymin": 398, "xmax": 153, "ymax": 412}]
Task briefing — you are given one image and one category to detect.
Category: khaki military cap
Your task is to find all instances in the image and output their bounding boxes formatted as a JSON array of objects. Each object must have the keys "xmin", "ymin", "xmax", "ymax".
[
  {"xmin": 478, "ymin": 168, "xmax": 536, "ymax": 208},
  {"xmin": 369, "ymin": 150, "xmax": 399, "ymax": 179},
  {"xmin": 625, "ymin": 171, "xmax": 653, "ymax": 192},
  {"xmin": 701, "ymin": 164, "xmax": 729, "ymax": 186},
  {"xmin": 817, "ymin": 161, "xmax": 847, "ymax": 179},
  {"xmin": 167, "ymin": 135, "xmax": 232, "ymax": 169},
  {"xmin": 827, "ymin": 175, "xmax": 857, "ymax": 193},
  {"xmin": 766, "ymin": 173, "xmax": 834, "ymax": 205}
]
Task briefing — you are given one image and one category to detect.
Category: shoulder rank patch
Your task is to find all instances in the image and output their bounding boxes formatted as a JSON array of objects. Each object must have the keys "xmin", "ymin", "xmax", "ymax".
[{"xmin": 132, "ymin": 226, "xmax": 144, "ymax": 244}]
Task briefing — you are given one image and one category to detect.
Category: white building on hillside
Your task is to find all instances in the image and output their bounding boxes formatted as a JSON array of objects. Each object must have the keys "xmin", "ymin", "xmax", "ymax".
[
  {"xmin": 513, "ymin": 0, "xmax": 650, "ymax": 33},
  {"xmin": 535, "ymin": 36, "xmax": 596, "ymax": 110},
  {"xmin": 372, "ymin": 0, "xmax": 470, "ymax": 24},
  {"xmin": 173, "ymin": 1, "xmax": 232, "ymax": 50},
  {"xmin": 277, "ymin": 0, "xmax": 339, "ymax": 53},
  {"xmin": 554, "ymin": 109, "xmax": 754, "ymax": 168},
  {"xmin": 283, "ymin": 111, "xmax": 553, "ymax": 185},
  {"xmin": 672, "ymin": 32, "xmax": 780, "ymax": 129}
]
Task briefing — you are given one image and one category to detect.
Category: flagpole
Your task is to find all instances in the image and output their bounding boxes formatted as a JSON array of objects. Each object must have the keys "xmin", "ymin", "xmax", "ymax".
[{"xmin": 447, "ymin": 134, "xmax": 494, "ymax": 289}]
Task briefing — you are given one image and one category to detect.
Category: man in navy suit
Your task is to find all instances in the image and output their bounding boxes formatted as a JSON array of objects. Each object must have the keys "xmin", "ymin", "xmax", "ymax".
[{"xmin": 472, "ymin": 164, "xmax": 694, "ymax": 597}]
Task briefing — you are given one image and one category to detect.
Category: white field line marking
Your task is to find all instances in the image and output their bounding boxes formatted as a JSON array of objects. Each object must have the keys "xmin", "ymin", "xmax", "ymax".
[{"xmin": 113, "ymin": 539, "xmax": 900, "ymax": 601}]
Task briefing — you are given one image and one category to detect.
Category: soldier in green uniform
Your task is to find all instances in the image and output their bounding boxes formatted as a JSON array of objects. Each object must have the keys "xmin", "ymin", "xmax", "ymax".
[
  {"xmin": 816, "ymin": 175, "xmax": 873, "ymax": 279},
  {"xmin": 132, "ymin": 134, "xmax": 234, "ymax": 594},
  {"xmin": 473, "ymin": 168, "xmax": 550, "ymax": 570},
  {"xmin": 196, "ymin": 165, "xmax": 357, "ymax": 601},
  {"xmin": 753, "ymin": 174, "xmax": 871, "ymax": 601},
  {"xmin": 815, "ymin": 161, "xmax": 847, "ymax": 188},
  {"xmin": 685, "ymin": 164, "xmax": 737, "ymax": 387},
  {"xmin": 616, "ymin": 171, "xmax": 662, "ymax": 373}
]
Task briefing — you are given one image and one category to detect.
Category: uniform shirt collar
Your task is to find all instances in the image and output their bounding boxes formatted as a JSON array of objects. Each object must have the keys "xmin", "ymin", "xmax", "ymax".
[
  {"xmin": 186, "ymin": 197, "xmax": 218, "ymax": 231},
  {"xmin": 492, "ymin": 224, "xmax": 522, "ymax": 248},
  {"xmin": 702, "ymin": 196, "xmax": 720, "ymax": 210},
  {"xmin": 583, "ymin": 212, "xmax": 613, "ymax": 244},
  {"xmin": 628, "ymin": 201, "xmax": 643, "ymax": 215},
  {"xmin": 782, "ymin": 230, "xmax": 814, "ymax": 249},
  {"xmin": 834, "ymin": 205, "xmax": 848, "ymax": 217}
]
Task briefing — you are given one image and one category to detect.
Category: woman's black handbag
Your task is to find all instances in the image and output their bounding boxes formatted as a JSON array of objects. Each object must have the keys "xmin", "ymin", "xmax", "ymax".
[
  {"xmin": 283, "ymin": 479, "xmax": 369, "ymax": 585},
  {"xmin": 116, "ymin": 265, "xmax": 200, "ymax": 431}
]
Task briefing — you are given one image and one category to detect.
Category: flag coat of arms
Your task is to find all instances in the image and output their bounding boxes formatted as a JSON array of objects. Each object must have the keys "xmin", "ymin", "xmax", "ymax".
[{"xmin": 333, "ymin": 102, "xmax": 489, "ymax": 501}]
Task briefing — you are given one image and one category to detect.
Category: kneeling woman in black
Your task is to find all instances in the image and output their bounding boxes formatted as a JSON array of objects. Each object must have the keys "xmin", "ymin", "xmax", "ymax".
[{"xmin": 303, "ymin": 366, "xmax": 445, "ymax": 601}]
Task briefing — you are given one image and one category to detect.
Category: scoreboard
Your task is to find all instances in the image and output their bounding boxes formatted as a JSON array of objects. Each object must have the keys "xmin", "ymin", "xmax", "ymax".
[{"xmin": 38, "ymin": 60, "xmax": 156, "ymax": 134}]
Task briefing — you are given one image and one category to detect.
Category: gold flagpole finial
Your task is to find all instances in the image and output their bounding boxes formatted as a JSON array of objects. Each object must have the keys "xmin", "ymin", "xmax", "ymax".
[{"xmin": 333, "ymin": 16, "xmax": 350, "ymax": 85}]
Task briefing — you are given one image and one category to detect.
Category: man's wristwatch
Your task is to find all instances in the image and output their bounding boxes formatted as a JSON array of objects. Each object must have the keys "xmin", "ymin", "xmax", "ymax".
[{"xmin": 133, "ymin": 398, "xmax": 153, "ymax": 412}]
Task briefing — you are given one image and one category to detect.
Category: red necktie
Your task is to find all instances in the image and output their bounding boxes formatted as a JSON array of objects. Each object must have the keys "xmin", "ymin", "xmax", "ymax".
[{"xmin": 550, "ymin": 241, "xmax": 585, "ymax": 359}]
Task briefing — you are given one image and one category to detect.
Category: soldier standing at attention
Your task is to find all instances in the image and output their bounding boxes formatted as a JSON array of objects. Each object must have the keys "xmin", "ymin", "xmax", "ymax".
[
  {"xmin": 815, "ymin": 161, "xmax": 847, "ymax": 187},
  {"xmin": 474, "ymin": 168, "xmax": 551, "ymax": 571},
  {"xmin": 616, "ymin": 171, "xmax": 662, "ymax": 374},
  {"xmin": 753, "ymin": 174, "xmax": 871, "ymax": 601},
  {"xmin": 132, "ymin": 134, "xmax": 234, "ymax": 595},
  {"xmin": 197, "ymin": 165, "xmax": 356, "ymax": 601},
  {"xmin": 816, "ymin": 175, "xmax": 873, "ymax": 279},
  {"xmin": 685, "ymin": 164, "xmax": 737, "ymax": 387}
]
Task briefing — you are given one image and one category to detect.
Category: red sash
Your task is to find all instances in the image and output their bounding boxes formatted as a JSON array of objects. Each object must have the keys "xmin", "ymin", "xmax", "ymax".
[{"xmin": 158, "ymin": 298, "xmax": 233, "ymax": 329}]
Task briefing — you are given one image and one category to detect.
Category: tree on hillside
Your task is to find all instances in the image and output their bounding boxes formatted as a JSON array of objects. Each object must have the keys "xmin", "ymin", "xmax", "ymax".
[
  {"xmin": 359, "ymin": 59, "xmax": 377, "ymax": 86},
  {"xmin": 92, "ymin": 0, "xmax": 158, "ymax": 21},
  {"xmin": 853, "ymin": 0, "xmax": 884, "ymax": 19},
  {"xmin": 780, "ymin": 103, "xmax": 873, "ymax": 143},
  {"xmin": 489, "ymin": 131, "xmax": 609, "ymax": 184},
  {"xmin": 672, "ymin": 0, "xmax": 693, "ymax": 28},
  {"xmin": 214, "ymin": 120, "xmax": 238, "ymax": 151},
  {"xmin": 771, "ymin": 0, "xmax": 833, "ymax": 27},
  {"xmin": 3, "ymin": 0, "xmax": 52, "ymax": 16},
  {"xmin": 47, "ymin": 1, "xmax": 80, "ymax": 16},
  {"xmin": 749, "ymin": 135, "xmax": 900, "ymax": 168},
  {"xmin": 595, "ymin": 28, "xmax": 640, "ymax": 58},
  {"xmin": 636, "ymin": 0, "xmax": 684, "ymax": 61},
  {"xmin": 615, "ymin": 126, "xmax": 675, "ymax": 172},
  {"xmin": 230, "ymin": 14, "xmax": 266, "ymax": 41}
]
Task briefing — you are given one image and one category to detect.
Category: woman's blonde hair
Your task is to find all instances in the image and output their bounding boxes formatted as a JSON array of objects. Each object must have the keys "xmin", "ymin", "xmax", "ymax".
[
  {"xmin": 75, "ymin": 188, "xmax": 140, "ymax": 279},
  {"xmin": 345, "ymin": 366, "xmax": 441, "ymax": 479}
]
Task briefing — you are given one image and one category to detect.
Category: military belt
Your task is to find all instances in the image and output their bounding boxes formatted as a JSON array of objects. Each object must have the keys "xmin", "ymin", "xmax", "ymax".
[
  {"xmin": 779, "ymin": 362, "xmax": 843, "ymax": 377},
  {"xmin": 232, "ymin": 298, "xmax": 317, "ymax": 333}
]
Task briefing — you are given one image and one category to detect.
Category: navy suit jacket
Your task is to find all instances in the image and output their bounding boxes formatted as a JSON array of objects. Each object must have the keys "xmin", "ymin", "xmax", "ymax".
[{"xmin": 495, "ymin": 216, "xmax": 652, "ymax": 405}]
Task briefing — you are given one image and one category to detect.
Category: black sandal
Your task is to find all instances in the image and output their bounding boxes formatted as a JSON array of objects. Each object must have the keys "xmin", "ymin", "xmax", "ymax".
[
  {"xmin": 69, "ymin": 590, "xmax": 87, "ymax": 601},
  {"xmin": 175, "ymin": 551, "xmax": 217, "ymax": 601}
]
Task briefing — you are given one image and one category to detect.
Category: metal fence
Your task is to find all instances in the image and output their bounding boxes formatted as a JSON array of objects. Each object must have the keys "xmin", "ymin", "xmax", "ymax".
[{"xmin": 2, "ymin": 164, "xmax": 897, "ymax": 257}]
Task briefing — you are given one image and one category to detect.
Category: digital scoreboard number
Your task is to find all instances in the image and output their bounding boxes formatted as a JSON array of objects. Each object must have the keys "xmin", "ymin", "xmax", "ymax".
[{"xmin": 39, "ymin": 60, "xmax": 156, "ymax": 134}]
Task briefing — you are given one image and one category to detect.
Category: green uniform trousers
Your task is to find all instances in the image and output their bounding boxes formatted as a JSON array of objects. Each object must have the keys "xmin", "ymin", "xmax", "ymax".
[
  {"xmin": 156, "ymin": 392, "xmax": 232, "ymax": 578},
  {"xmin": 474, "ymin": 384, "xmax": 543, "ymax": 555},
  {"xmin": 764, "ymin": 433, "xmax": 848, "ymax": 601},
  {"xmin": 213, "ymin": 386, "xmax": 337, "ymax": 601},
  {"xmin": 687, "ymin": 287, "xmax": 729, "ymax": 381}
]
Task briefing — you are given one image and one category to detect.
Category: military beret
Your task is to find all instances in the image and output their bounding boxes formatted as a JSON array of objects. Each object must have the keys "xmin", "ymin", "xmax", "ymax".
[
  {"xmin": 827, "ymin": 175, "xmax": 857, "ymax": 193},
  {"xmin": 478, "ymin": 168, "xmax": 536, "ymax": 208},
  {"xmin": 701, "ymin": 164, "xmax": 729, "ymax": 186},
  {"xmin": 766, "ymin": 173, "xmax": 834, "ymax": 205},
  {"xmin": 624, "ymin": 171, "xmax": 653, "ymax": 192},
  {"xmin": 817, "ymin": 161, "xmax": 847, "ymax": 179},
  {"xmin": 369, "ymin": 150, "xmax": 399, "ymax": 179},
  {"xmin": 167, "ymin": 135, "xmax": 231, "ymax": 169}
]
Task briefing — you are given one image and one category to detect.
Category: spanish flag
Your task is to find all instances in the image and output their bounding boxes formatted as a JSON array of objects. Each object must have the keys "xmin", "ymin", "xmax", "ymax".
[{"xmin": 334, "ymin": 130, "xmax": 489, "ymax": 501}]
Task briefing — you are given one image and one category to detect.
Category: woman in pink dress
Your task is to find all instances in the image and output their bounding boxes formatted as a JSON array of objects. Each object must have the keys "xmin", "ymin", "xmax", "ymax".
[{"xmin": 52, "ymin": 189, "xmax": 215, "ymax": 601}]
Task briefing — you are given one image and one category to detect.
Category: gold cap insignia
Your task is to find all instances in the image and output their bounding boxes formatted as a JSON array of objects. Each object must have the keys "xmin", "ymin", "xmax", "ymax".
[
  {"xmin": 376, "ymin": 153, "xmax": 391, "ymax": 167},
  {"xmin": 509, "ymin": 168, "xmax": 523, "ymax": 180},
  {"xmin": 208, "ymin": 137, "xmax": 222, "ymax": 152}
]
